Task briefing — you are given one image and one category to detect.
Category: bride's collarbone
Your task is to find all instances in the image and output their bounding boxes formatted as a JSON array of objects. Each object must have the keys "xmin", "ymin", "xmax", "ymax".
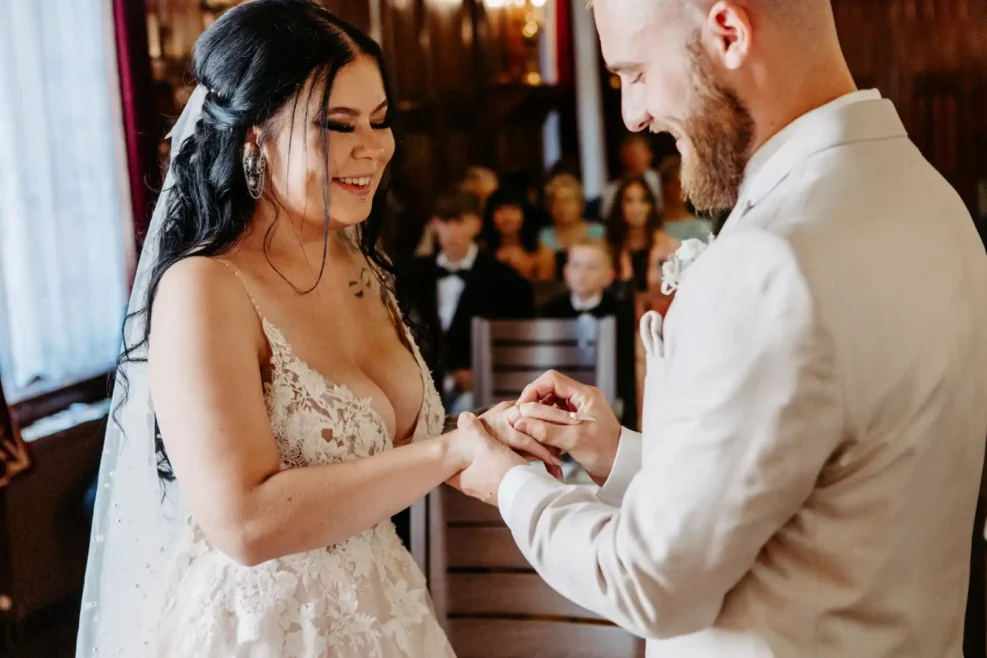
[{"xmin": 262, "ymin": 303, "xmax": 423, "ymax": 440}]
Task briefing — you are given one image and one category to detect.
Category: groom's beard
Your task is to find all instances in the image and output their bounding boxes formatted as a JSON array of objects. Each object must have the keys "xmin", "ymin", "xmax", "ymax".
[{"xmin": 679, "ymin": 35, "xmax": 756, "ymax": 217}]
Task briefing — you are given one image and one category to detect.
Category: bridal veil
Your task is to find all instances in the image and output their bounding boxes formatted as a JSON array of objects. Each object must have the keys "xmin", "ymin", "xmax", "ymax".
[{"xmin": 76, "ymin": 86, "xmax": 206, "ymax": 657}]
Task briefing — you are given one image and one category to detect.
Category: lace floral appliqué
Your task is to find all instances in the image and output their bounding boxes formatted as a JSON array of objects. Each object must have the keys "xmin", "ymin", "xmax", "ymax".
[{"xmin": 156, "ymin": 311, "xmax": 453, "ymax": 658}]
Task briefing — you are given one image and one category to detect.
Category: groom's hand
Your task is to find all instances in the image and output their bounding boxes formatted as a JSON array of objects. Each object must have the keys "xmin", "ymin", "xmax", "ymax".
[
  {"xmin": 514, "ymin": 370, "xmax": 622, "ymax": 484},
  {"xmin": 477, "ymin": 402, "xmax": 563, "ymax": 471}
]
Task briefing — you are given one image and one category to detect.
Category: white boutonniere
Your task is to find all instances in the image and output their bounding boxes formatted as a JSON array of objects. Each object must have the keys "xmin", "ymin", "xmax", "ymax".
[{"xmin": 660, "ymin": 235, "xmax": 714, "ymax": 295}]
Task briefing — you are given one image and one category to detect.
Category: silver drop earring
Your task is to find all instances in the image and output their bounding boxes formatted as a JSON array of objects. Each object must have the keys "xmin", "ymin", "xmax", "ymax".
[{"xmin": 243, "ymin": 147, "xmax": 266, "ymax": 200}]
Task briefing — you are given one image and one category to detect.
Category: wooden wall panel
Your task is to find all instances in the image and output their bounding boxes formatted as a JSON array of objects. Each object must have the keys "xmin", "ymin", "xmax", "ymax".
[
  {"xmin": 401, "ymin": 131, "xmax": 440, "ymax": 212},
  {"xmin": 374, "ymin": 0, "xmax": 575, "ymax": 262},
  {"xmin": 380, "ymin": 0, "xmax": 430, "ymax": 108},
  {"xmin": 321, "ymin": 0, "xmax": 371, "ymax": 32},
  {"xmin": 424, "ymin": 0, "xmax": 476, "ymax": 97},
  {"xmin": 2, "ymin": 420, "xmax": 104, "ymax": 623},
  {"xmin": 831, "ymin": 0, "xmax": 986, "ymax": 215}
]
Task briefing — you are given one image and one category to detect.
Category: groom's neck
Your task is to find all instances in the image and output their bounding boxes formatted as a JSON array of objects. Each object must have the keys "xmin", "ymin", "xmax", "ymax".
[{"xmin": 736, "ymin": 10, "xmax": 857, "ymax": 157}]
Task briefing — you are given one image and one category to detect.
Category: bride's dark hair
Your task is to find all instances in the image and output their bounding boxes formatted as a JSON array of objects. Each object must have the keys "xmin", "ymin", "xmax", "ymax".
[{"xmin": 116, "ymin": 0, "xmax": 405, "ymax": 480}]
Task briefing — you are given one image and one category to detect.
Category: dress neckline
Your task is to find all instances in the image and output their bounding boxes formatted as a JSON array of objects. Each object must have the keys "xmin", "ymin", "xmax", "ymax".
[
  {"xmin": 259, "ymin": 315, "xmax": 428, "ymax": 446},
  {"xmin": 218, "ymin": 259, "xmax": 428, "ymax": 445}
]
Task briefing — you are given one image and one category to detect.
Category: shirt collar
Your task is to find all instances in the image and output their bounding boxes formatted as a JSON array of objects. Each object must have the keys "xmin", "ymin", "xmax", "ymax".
[
  {"xmin": 727, "ymin": 89, "xmax": 903, "ymax": 225},
  {"xmin": 437, "ymin": 242, "xmax": 478, "ymax": 271},
  {"xmin": 571, "ymin": 292, "xmax": 603, "ymax": 312}
]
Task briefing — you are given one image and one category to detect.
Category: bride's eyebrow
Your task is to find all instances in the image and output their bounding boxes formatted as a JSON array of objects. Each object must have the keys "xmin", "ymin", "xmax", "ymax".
[{"xmin": 327, "ymin": 100, "xmax": 389, "ymax": 117}]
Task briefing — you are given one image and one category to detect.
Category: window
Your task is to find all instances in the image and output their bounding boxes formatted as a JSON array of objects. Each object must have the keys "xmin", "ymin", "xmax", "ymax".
[{"xmin": 0, "ymin": 0, "xmax": 131, "ymax": 416}]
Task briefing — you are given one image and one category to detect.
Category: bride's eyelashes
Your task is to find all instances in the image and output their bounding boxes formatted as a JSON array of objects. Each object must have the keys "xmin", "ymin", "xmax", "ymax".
[{"xmin": 321, "ymin": 116, "xmax": 392, "ymax": 133}]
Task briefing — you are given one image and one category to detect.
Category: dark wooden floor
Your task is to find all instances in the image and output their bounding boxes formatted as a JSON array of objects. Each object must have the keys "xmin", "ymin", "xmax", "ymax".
[{"xmin": 3, "ymin": 501, "xmax": 985, "ymax": 658}]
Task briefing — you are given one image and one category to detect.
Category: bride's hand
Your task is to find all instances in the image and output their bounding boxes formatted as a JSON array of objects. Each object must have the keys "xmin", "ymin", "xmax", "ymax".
[
  {"xmin": 446, "ymin": 412, "xmax": 530, "ymax": 505},
  {"xmin": 476, "ymin": 402, "xmax": 576, "ymax": 477}
]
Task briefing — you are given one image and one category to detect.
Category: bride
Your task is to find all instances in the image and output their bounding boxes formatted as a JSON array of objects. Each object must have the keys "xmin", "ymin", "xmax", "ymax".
[{"xmin": 76, "ymin": 1, "xmax": 563, "ymax": 656}]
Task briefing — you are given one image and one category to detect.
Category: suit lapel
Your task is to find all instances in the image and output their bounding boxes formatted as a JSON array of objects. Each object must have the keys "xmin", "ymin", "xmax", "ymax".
[
  {"xmin": 446, "ymin": 256, "xmax": 483, "ymax": 336},
  {"xmin": 723, "ymin": 96, "xmax": 908, "ymax": 234},
  {"xmin": 418, "ymin": 258, "xmax": 441, "ymax": 332}
]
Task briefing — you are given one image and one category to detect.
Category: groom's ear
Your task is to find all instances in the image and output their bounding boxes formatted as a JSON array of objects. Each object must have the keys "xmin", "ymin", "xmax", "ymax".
[{"xmin": 704, "ymin": 1, "xmax": 753, "ymax": 71}]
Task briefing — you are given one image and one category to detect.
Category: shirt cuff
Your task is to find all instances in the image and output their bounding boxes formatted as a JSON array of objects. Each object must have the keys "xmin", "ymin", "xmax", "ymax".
[
  {"xmin": 497, "ymin": 462, "xmax": 561, "ymax": 523},
  {"xmin": 596, "ymin": 427, "xmax": 643, "ymax": 506}
]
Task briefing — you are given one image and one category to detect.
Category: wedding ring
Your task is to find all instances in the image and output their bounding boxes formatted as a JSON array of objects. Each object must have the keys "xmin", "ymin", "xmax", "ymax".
[{"xmin": 507, "ymin": 401, "xmax": 523, "ymax": 426}]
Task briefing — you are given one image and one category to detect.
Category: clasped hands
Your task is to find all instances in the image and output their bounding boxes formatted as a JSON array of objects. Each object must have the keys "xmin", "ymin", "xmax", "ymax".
[{"xmin": 445, "ymin": 370, "xmax": 622, "ymax": 506}]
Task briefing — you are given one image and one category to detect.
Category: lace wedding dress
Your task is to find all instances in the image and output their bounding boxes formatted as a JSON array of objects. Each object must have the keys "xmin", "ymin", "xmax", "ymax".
[{"xmin": 153, "ymin": 273, "xmax": 455, "ymax": 658}]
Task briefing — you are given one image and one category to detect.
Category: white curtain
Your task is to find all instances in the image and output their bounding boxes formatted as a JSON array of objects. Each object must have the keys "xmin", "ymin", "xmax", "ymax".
[{"xmin": 0, "ymin": 0, "xmax": 130, "ymax": 398}]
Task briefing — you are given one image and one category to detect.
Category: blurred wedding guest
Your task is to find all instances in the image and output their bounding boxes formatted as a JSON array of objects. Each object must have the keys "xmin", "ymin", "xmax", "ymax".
[
  {"xmin": 500, "ymin": 167, "xmax": 553, "ymax": 231},
  {"xmin": 547, "ymin": 157, "xmax": 582, "ymax": 181},
  {"xmin": 542, "ymin": 240, "xmax": 637, "ymax": 429},
  {"xmin": 461, "ymin": 166, "xmax": 499, "ymax": 212},
  {"xmin": 481, "ymin": 186, "xmax": 556, "ymax": 280},
  {"xmin": 658, "ymin": 155, "xmax": 713, "ymax": 242},
  {"xmin": 413, "ymin": 166, "xmax": 499, "ymax": 258},
  {"xmin": 599, "ymin": 133, "xmax": 663, "ymax": 218},
  {"xmin": 541, "ymin": 173, "xmax": 606, "ymax": 279},
  {"xmin": 606, "ymin": 175, "xmax": 678, "ymax": 293},
  {"xmin": 408, "ymin": 188, "xmax": 534, "ymax": 413}
]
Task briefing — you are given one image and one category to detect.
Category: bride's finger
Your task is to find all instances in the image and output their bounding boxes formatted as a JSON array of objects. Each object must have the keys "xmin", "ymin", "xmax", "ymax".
[{"xmin": 517, "ymin": 402, "xmax": 593, "ymax": 425}]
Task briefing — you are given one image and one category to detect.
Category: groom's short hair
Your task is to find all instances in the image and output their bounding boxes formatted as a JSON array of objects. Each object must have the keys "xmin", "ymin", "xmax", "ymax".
[{"xmin": 587, "ymin": 0, "xmax": 831, "ymax": 28}]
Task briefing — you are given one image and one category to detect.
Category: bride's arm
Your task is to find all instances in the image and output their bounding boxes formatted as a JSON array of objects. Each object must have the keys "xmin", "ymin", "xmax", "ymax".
[{"xmin": 149, "ymin": 258, "xmax": 471, "ymax": 567}]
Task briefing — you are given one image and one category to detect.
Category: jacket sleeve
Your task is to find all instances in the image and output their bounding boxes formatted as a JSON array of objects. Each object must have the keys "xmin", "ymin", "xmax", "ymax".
[{"xmin": 497, "ymin": 230, "xmax": 843, "ymax": 639}]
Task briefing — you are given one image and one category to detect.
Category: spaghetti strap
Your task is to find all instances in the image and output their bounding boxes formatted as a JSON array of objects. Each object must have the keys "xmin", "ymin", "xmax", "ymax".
[{"xmin": 218, "ymin": 259, "xmax": 265, "ymax": 318}]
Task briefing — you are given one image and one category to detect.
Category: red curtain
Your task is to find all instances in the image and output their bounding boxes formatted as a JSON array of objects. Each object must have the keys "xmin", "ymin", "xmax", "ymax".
[
  {"xmin": 112, "ymin": 0, "xmax": 159, "ymax": 251},
  {"xmin": 554, "ymin": 0, "xmax": 573, "ymax": 85}
]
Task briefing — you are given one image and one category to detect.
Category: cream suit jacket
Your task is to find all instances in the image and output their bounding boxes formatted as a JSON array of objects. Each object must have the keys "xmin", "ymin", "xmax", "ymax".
[{"xmin": 497, "ymin": 90, "xmax": 987, "ymax": 657}]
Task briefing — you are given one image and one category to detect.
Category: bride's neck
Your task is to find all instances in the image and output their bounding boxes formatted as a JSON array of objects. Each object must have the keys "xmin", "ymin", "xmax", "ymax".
[{"xmin": 241, "ymin": 203, "xmax": 352, "ymax": 269}]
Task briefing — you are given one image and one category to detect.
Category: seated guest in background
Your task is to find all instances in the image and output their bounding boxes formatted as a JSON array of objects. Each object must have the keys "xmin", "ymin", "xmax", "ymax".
[
  {"xmin": 415, "ymin": 166, "xmax": 499, "ymax": 258},
  {"xmin": 540, "ymin": 173, "xmax": 606, "ymax": 279},
  {"xmin": 599, "ymin": 133, "xmax": 663, "ymax": 219},
  {"xmin": 606, "ymin": 175, "xmax": 678, "ymax": 295},
  {"xmin": 409, "ymin": 188, "xmax": 535, "ymax": 413},
  {"xmin": 461, "ymin": 165, "xmax": 499, "ymax": 213},
  {"xmin": 500, "ymin": 168, "xmax": 553, "ymax": 231},
  {"xmin": 542, "ymin": 240, "xmax": 638, "ymax": 430},
  {"xmin": 657, "ymin": 155, "xmax": 713, "ymax": 242},
  {"xmin": 481, "ymin": 186, "xmax": 556, "ymax": 281}
]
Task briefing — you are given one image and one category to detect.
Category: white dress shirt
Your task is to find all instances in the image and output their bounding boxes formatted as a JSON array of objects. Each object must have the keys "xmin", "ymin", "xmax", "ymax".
[
  {"xmin": 570, "ymin": 292, "xmax": 603, "ymax": 313},
  {"xmin": 435, "ymin": 243, "xmax": 478, "ymax": 332},
  {"xmin": 497, "ymin": 90, "xmax": 987, "ymax": 657}
]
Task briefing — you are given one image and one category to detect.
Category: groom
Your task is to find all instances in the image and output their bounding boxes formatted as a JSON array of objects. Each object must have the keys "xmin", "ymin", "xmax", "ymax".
[{"xmin": 452, "ymin": 0, "xmax": 987, "ymax": 656}]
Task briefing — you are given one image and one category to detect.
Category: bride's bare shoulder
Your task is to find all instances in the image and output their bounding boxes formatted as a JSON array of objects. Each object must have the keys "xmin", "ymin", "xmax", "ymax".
[{"xmin": 152, "ymin": 256, "xmax": 261, "ymax": 342}]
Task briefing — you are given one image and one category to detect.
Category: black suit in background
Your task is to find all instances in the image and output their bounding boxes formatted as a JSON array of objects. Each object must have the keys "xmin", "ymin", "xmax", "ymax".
[
  {"xmin": 392, "ymin": 249, "xmax": 534, "ymax": 551},
  {"xmin": 541, "ymin": 291, "xmax": 639, "ymax": 431},
  {"xmin": 405, "ymin": 249, "xmax": 536, "ymax": 405}
]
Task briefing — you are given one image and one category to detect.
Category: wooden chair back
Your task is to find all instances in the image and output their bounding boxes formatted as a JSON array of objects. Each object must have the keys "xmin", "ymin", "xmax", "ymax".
[{"xmin": 471, "ymin": 317, "xmax": 617, "ymax": 408}]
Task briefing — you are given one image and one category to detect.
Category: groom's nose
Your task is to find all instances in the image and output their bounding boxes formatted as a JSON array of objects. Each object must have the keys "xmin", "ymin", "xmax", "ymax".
[{"xmin": 621, "ymin": 88, "xmax": 652, "ymax": 133}]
